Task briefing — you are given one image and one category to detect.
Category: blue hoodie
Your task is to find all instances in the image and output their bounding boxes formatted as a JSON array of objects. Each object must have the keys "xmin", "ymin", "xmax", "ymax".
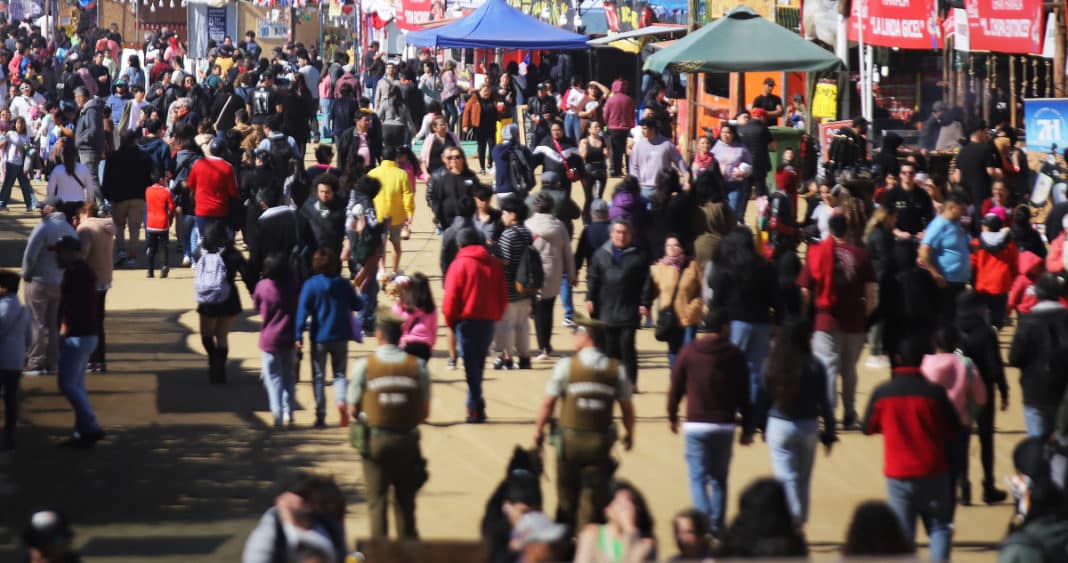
[
  {"xmin": 0, "ymin": 293, "xmax": 32, "ymax": 371},
  {"xmin": 296, "ymin": 274, "xmax": 363, "ymax": 343}
]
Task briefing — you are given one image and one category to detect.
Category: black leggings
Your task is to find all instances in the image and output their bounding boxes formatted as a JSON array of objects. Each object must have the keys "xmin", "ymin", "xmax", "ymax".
[
  {"xmin": 581, "ymin": 166, "xmax": 607, "ymax": 223},
  {"xmin": 607, "ymin": 129, "xmax": 629, "ymax": 175},
  {"xmin": 533, "ymin": 297, "xmax": 557, "ymax": 353},
  {"xmin": 90, "ymin": 289, "xmax": 107, "ymax": 365},
  {"xmin": 0, "ymin": 369, "xmax": 19, "ymax": 446},
  {"xmin": 146, "ymin": 231, "xmax": 169, "ymax": 273},
  {"xmin": 476, "ymin": 129, "xmax": 494, "ymax": 170},
  {"xmin": 975, "ymin": 382, "xmax": 997, "ymax": 485}
]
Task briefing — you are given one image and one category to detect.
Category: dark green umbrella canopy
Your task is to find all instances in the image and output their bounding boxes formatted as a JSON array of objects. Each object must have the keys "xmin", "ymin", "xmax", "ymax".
[{"xmin": 644, "ymin": 6, "xmax": 844, "ymax": 73}]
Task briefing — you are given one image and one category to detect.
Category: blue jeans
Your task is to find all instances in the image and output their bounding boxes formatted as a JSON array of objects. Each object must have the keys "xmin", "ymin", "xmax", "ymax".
[
  {"xmin": 667, "ymin": 325, "xmax": 697, "ymax": 368},
  {"xmin": 1024, "ymin": 405, "xmax": 1057, "ymax": 438},
  {"xmin": 194, "ymin": 216, "xmax": 226, "ymax": 242},
  {"xmin": 767, "ymin": 417, "xmax": 819, "ymax": 523},
  {"xmin": 58, "ymin": 335, "xmax": 101, "ymax": 436},
  {"xmin": 0, "ymin": 161, "xmax": 36, "ymax": 209},
  {"xmin": 886, "ymin": 474, "xmax": 953, "ymax": 562},
  {"xmin": 564, "ymin": 113, "xmax": 581, "ymax": 144},
  {"xmin": 683, "ymin": 427, "xmax": 735, "ymax": 533},
  {"xmin": 359, "ymin": 274, "xmax": 380, "ymax": 332},
  {"xmin": 729, "ymin": 321, "xmax": 773, "ymax": 403},
  {"xmin": 726, "ymin": 180, "xmax": 750, "ymax": 222},
  {"xmin": 456, "ymin": 319, "xmax": 495, "ymax": 411},
  {"xmin": 640, "ymin": 185, "xmax": 657, "ymax": 203},
  {"xmin": 319, "ymin": 98, "xmax": 333, "ymax": 139},
  {"xmin": 262, "ymin": 349, "xmax": 297, "ymax": 425},
  {"xmin": 178, "ymin": 213, "xmax": 195, "ymax": 259},
  {"xmin": 560, "ymin": 273, "xmax": 574, "ymax": 320},
  {"xmin": 311, "ymin": 340, "xmax": 348, "ymax": 419}
]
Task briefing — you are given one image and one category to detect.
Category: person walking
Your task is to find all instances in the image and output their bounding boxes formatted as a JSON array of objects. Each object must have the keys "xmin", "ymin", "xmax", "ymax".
[
  {"xmin": 347, "ymin": 312, "xmax": 431, "ymax": 539},
  {"xmin": 144, "ymin": 173, "xmax": 175, "ymax": 278},
  {"xmin": 21, "ymin": 198, "xmax": 77, "ymax": 376},
  {"xmin": 296, "ymin": 248, "xmax": 363, "ymax": 428},
  {"xmin": 427, "ymin": 145, "xmax": 479, "ymax": 234},
  {"xmin": 532, "ymin": 317, "xmax": 635, "ymax": 533},
  {"xmin": 102, "ymin": 130, "xmax": 152, "ymax": 267},
  {"xmin": 493, "ymin": 197, "xmax": 534, "ymax": 370},
  {"xmin": 919, "ymin": 191, "xmax": 972, "ymax": 324},
  {"xmin": 798, "ymin": 214, "xmax": 876, "ymax": 429},
  {"xmin": 73, "ymin": 87, "xmax": 104, "ymax": 201},
  {"xmin": 490, "ymin": 123, "xmax": 535, "ymax": 202},
  {"xmin": 628, "ymin": 118, "xmax": 687, "ymax": 201},
  {"xmin": 462, "ymin": 83, "xmax": 499, "ymax": 175},
  {"xmin": 55, "ymin": 235, "xmax": 106, "ymax": 448},
  {"xmin": 46, "ymin": 143, "xmax": 96, "ymax": 217},
  {"xmin": 667, "ymin": 309, "xmax": 754, "ymax": 536},
  {"xmin": 252, "ymin": 255, "xmax": 299, "ymax": 428},
  {"xmin": 756, "ymin": 318, "xmax": 836, "ymax": 525},
  {"xmin": 75, "ymin": 203, "xmax": 114, "ymax": 374},
  {"xmin": 0, "ymin": 270, "xmax": 32, "ymax": 450},
  {"xmin": 1008, "ymin": 272, "xmax": 1068, "ymax": 439},
  {"xmin": 710, "ymin": 124, "xmax": 753, "ymax": 222},
  {"xmin": 525, "ymin": 191, "xmax": 575, "ymax": 361},
  {"xmin": 419, "ymin": 116, "xmax": 460, "ymax": 177},
  {"xmin": 0, "ymin": 116, "xmax": 37, "ymax": 211},
  {"xmin": 602, "ymin": 78, "xmax": 635, "ymax": 178},
  {"xmin": 187, "ymin": 139, "xmax": 239, "ymax": 236},
  {"xmin": 642, "ymin": 234, "xmax": 702, "ymax": 367},
  {"xmin": 367, "ymin": 146, "xmax": 414, "ymax": 274},
  {"xmin": 442, "ymin": 228, "xmax": 507, "ymax": 423},
  {"xmin": 392, "ymin": 272, "xmax": 437, "ymax": 361},
  {"xmin": 586, "ymin": 218, "xmax": 648, "ymax": 390}
]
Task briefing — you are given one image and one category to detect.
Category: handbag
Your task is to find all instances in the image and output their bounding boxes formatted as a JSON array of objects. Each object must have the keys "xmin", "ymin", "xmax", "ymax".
[{"xmin": 655, "ymin": 261, "xmax": 687, "ymax": 342}]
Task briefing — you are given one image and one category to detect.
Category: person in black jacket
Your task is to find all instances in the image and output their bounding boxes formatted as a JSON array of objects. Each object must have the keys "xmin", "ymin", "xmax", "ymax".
[
  {"xmin": 336, "ymin": 109, "xmax": 382, "ymax": 177},
  {"xmin": 586, "ymin": 218, "xmax": 649, "ymax": 388},
  {"xmin": 1008, "ymin": 273, "xmax": 1068, "ymax": 440},
  {"xmin": 427, "ymin": 145, "xmax": 479, "ymax": 231},
  {"xmin": 102, "ymin": 130, "xmax": 152, "ymax": 265},
  {"xmin": 709, "ymin": 227, "xmax": 778, "ymax": 402},
  {"xmin": 1011, "ymin": 205, "xmax": 1047, "ymax": 259},
  {"xmin": 298, "ymin": 173, "xmax": 346, "ymax": 275},
  {"xmin": 954, "ymin": 290, "xmax": 1010, "ymax": 505},
  {"xmin": 864, "ymin": 206, "xmax": 898, "ymax": 367},
  {"xmin": 881, "ymin": 241, "xmax": 938, "ymax": 367}
]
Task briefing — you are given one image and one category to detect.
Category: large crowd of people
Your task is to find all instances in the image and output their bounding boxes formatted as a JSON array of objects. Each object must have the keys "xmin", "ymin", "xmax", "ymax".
[{"xmin": 2, "ymin": 19, "xmax": 1068, "ymax": 563}]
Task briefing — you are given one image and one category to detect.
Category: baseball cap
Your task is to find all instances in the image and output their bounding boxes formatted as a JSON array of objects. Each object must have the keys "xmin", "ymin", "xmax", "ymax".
[{"xmin": 511, "ymin": 511, "xmax": 566, "ymax": 548}]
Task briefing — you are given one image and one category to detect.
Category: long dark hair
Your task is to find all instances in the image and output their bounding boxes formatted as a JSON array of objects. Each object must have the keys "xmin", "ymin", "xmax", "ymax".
[
  {"xmin": 650, "ymin": 168, "xmax": 681, "ymax": 210},
  {"xmin": 388, "ymin": 85, "xmax": 404, "ymax": 115},
  {"xmin": 720, "ymin": 478, "xmax": 808, "ymax": 558},
  {"xmin": 610, "ymin": 480, "xmax": 655, "ymax": 539},
  {"xmin": 765, "ymin": 318, "xmax": 812, "ymax": 412},
  {"xmin": 715, "ymin": 227, "xmax": 761, "ymax": 283},
  {"xmin": 402, "ymin": 272, "xmax": 436, "ymax": 314},
  {"xmin": 842, "ymin": 501, "xmax": 913, "ymax": 556}
]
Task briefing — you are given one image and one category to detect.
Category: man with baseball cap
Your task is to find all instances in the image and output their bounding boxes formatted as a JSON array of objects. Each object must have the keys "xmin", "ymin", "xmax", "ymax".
[{"xmin": 751, "ymin": 77, "xmax": 783, "ymax": 124}]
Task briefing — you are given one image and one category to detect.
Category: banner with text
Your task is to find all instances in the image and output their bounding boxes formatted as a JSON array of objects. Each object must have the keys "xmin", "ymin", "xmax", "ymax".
[
  {"xmin": 965, "ymin": 0, "xmax": 1043, "ymax": 55},
  {"xmin": 395, "ymin": 0, "xmax": 443, "ymax": 30},
  {"xmin": 1024, "ymin": 98, "xmax": 1068, "ymax": 153},
  {"xmin": 849, "ymin": 0, "xmax": 941, "ymax": 50},
  {"xmin": 818, "ymin": 119, "xmax": 852, "ymax": 159}
]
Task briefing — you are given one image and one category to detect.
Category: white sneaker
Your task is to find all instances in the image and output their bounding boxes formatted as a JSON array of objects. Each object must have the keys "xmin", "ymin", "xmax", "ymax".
[
  {"xmin": 182, "ymin": 256, "xmax": 192, "ymax": 267},
  {"xmin": 22, "ymin": 369, "xmax": 46, "ymax": 377},
  {"xmin": 864, "ymin": 355, "xmax": 889, "ymax": 369}
]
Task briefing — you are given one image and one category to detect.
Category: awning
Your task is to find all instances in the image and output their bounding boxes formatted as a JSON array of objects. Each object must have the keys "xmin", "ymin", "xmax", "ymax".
[{"xmin": 587, "ymin": 24, "xmax": 687, "ymax": 54}]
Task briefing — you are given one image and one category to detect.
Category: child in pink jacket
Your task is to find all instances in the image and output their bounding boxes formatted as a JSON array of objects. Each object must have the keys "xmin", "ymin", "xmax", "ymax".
[
  {"xmin": 392, "ymin": 272, "xmax": 437, "ymax": 361},
  {"xmin": 920, "ymin": 326, "xmax": 988, "ymax": 507}
]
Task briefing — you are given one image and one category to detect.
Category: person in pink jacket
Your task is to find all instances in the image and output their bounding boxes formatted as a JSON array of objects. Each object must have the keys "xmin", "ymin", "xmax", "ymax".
[
  {"xmin": 920, "ymin": 326, "xmax": 988, "ymax": 510},
  {"xmin": 392, "ymin": 272, "xmax": 437, "ymax": 361}
]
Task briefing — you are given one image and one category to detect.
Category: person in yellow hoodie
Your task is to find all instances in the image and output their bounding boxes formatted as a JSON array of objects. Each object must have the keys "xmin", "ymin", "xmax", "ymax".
[{"xmin": 367, "ymin": 146, "xmax": 415, "ymax": 273}]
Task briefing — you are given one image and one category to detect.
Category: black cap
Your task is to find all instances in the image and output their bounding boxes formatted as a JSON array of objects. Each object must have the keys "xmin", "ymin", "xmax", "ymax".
[{"xmin": 763, "ymin": 77, "xmax": 775, "ymax": 86}]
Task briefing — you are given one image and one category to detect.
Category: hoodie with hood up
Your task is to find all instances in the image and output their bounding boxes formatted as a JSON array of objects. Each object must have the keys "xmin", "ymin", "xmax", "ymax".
[
  {"xmin": 602, "ymin": 80, "xmax": 635, "ymax": 131},
  {"xmin": 972, "ymin": 228, "xmax": 1018, "ymax": 295},
  {"xmin": 1009, "ymin": 251, "xmax": 1045, "ymax": 315},
  {"xmin": 921, "ymin": 352, "xmax": 988, "ymax": 427},
  {"xmin": 0, "ymin": 293, "xmax": 33, "ymax": 371}
]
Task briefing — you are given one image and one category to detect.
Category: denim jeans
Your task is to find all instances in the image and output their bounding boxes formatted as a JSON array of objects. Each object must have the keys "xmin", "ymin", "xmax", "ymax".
[
  {"xmin": 178, "ymin": 213, "xmax": 195, "ymax": 260},
  {"xmin": 0, "ymin": 161, "xmax": 36, "ymax": 210},
  {"xmin": 729, "ymin": 321, "xmax": 773, "ymax": 403},
  {"xmin": 766, "ymin": 417, "xmax": 819, "ymax": 523},
  {"xmin": 456, "ymin": 319, "xmax": 496, "ymax": 411},
  {"xmin": 311, "ymin": 340, "xmax": 348, "ymax": 419},
  {"xmin": 358, "ymin": 273, "xmax": 380, "ymax": 332},
  {"xmin": 194, "ymin": 216, "xmax": 227, "ymax": 242},
  {"xmin": 812, "ymin": 330, "xmax": 867, "ymax": 424},
  {"xmin": 564, "ymin": 113, "xmax": 581, "ymax": 144},
  {"xmin": 726, "ymin": 180, "xmax": 749, "ymax": 222},
  {"xmin": 262, "ymin": 349, "xmax": 297, "ymax": 425},
  {"xmin": 1024, "ymin": 405, "xmax": 1057, "ymax": 439},
  {"xmin": 667, "ymin": 325, "xmax": 697, "ymax": 368},
  {"xmin": 58, "ymin": 335, "xmax": 101, "ymax": 436},
  {"xmin": 560, "ymin": 272, "xmax": 575, "ymax": 320},
  {"xmin": 886, "ymin": 474, "xmax": 953, "ymax": 562},
  {"xmin": 319, "ymin": 98, "xmax": 333, "ymax": 139},
  {"xmin": 683, "ymin": 426, "xmax": 735, "ymax": 533}
]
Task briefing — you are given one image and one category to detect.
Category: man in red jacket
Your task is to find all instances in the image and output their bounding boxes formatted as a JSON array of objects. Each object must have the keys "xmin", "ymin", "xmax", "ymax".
[
  {"xmin": 442, "ymin": 228, "xmax": 507, "ymax": 423},
  {"xmin": 862, "ymin": 337, "xmax": 961, "ymax": 562},
  {"xmin": 188, "ymin": 139, "xmax": 239, "ymax": 237}
]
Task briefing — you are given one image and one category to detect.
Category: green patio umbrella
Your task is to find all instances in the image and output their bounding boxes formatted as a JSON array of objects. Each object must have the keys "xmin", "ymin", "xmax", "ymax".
[{"xmin": 644, "ymin": 6, "xmax": 844, "ymax": 74}]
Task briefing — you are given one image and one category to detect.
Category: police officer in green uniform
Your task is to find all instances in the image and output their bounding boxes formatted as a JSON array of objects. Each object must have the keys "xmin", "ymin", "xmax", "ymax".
[
  {"xmin": 532, "ymin": 316, "xmax": 636, "ymax": 533},
  {"xmin": 347, "ymin": 310, "xmax": 431, "ymax": 539}
]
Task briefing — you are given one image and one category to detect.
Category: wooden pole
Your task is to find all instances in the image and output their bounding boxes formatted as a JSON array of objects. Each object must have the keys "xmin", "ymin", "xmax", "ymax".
[
  {"xmin": 1010, "ymin": 55, "xmax": 1018, "ymax": 128},
  {"xmin": 1056, "ymin": 6, "xmax": 1066, "ymax": 96},
  {"xmin": 983, "ymin": 55, "xmax": 991, "ymax": 126},
  {"xmin": 683, "ymin": 0, "xmax": 698, "ymax": 154},
  {"xmin": 956, "ymin": 54, "xmax": 966, "ymax": 108}
]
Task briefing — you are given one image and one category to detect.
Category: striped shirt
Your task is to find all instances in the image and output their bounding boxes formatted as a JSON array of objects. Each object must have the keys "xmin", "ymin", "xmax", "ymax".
[{"xmin": 496, "ymin": 224, "xmax": 533, "ymax": 302}]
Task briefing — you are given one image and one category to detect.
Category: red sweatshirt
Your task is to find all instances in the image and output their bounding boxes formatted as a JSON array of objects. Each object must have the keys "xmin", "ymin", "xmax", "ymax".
[
  {"xmin": 971, "ymin": 233, "xmax": 1018, "ymax": 295},
  {"xmin": 442, "ymin": 245, "xmax": 507, "ymax": 328},
  {"xmin": 1009, "ymin": 251, "xmax": 1044, "ymax": 315},
  {"xmin": 144, "ymin": 183, "xmax": 175, "ymax": 232},
  {"xmin": 188, "ymin": 156, "xmax": 238, "ymax": 218}
]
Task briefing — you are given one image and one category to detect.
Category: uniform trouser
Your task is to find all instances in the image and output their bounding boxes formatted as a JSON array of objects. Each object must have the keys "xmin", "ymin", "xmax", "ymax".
[
  {"xmin": 362, "ymin": 430, "xmax": 423, "ymax": 539},
  {"xmin": 111, "ymin": 199, "xmax": 146, "ymax": 258},
  {"xmin": 556, "ymin": 429, "xmax": 615, "ymax": 532},
  {"xmin": 25, "ymin": 281, "xmax": 61, "ymax": 372}
]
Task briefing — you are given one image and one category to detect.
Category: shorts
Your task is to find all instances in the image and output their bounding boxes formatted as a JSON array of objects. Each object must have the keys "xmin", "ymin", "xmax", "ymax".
[{"xmin": 388, "ymin": 225, "xmax": 403, "ymax": 246}]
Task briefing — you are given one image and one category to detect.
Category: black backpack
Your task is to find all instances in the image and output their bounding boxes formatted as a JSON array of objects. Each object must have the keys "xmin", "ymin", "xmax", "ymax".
[
  {"xmin": 268, "ymin": 136, "xmax": 294, "ymax": 178},
  {"xmin": 515, "ymin": 242, "xmax": 544, "ymax": 296},
  {"xmin": 508, "ymin": 146, "xmax": 534, "ymax": 195}
]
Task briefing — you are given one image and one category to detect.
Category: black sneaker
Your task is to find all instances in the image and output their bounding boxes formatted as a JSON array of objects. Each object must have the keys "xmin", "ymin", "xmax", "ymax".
[
  {"xmin": 161, "ymin": 266, "xmax": 169, "ymax": 279},
  {"xmin": 147, "ymin": 270, "xmax": 154, "ymax": 278},
  {"xmin": 492, "ymin": 356, "xmax": 507, "ymax": 370},
  {"xmin": 983, "ymin": 485, "xmax": 1008, "ymax": 504},
  {"xmin": 313, "ymin": 417, "xmax": 326, "ymax": 429},
  {"xmin": 517, "ymin": 357, "xmax": 532, "ymax": 370},
  {"xmin": 465, "ymin": 409, "xmax": 486, "ymax": 423}
]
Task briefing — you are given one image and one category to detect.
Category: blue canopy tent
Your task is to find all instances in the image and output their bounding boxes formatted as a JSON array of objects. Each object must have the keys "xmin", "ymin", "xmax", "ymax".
[{"xmin": 406, "ymin": 0, "xmax": 589, "ymax": 50}]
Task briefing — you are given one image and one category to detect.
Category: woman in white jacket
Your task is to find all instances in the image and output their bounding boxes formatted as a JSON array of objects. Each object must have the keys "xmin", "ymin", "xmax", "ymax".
[{"xmin": 524, "ymin": 190, "xmax": 575, "ymax": 360}]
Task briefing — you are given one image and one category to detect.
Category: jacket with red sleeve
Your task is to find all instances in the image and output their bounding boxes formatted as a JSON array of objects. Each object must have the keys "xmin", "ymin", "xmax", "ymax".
[
  {"xmin": 442, "ymin": 244, "xmax": 507, "ymax": 328},
  {"xmin": 862, "ymin": 368, "xmax": 962, "ymax": 479},
  {"xmin": 188, "ymin": 156, "xmax": 239, "ymax": 218},
  {"xmin": 971, "ymin": 230, "xmax": 1018, "ymax": 295},
  {"xmin": 1009, "ymin": 251, "xmax": 1044, "ymax": 315}
]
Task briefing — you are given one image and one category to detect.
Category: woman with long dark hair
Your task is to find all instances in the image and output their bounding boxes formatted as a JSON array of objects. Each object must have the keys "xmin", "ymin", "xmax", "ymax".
[
  {"xmin": 378, "ymin": 84, "xmax": 416, "ymax": 149},
  {"xmin": 196, "ymin": 221, "xmax": 252, "ymax": 384},
  {"xmin": 282, "ymin": 73, "xmax": 316, "ymax": 159},
  {"xmin": 578, "ymin": 120, "xmax": 609, "ymax": 223},
  {"xmin": 719, "ymin": 478, "xmax": 808, "ymax": 558},
  {"xmin": 841, "ymin": 501, "xmax": 913, "ymax": 557},
  {"xmin": 756, "ymin": 318, "xmax": 836, "ymax": 525},
  {"xmin": 574, "ymin": 480, "xmax": 657, "ymax": 562},
  {"xmin": 642, "ymin": 234, "xmax": 702, "ymax": 367},
  {"xmin": 709, "ymin": 227, "xmax": 777, "ymax": 402}
]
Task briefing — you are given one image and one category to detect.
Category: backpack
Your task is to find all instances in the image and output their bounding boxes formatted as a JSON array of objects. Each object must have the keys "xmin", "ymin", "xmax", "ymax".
[
  {"xmin": 194, "ymin": 249, "xmax": 231, "ymax": 305},
  {"xmin": 515, "ymin": 243, "xmax": 544, "ymax": 296},
  {"xmin": 508, "ymin": 145, "xmax": 534, "ymax": 194},
  {"xmin": 268, "ymin": 135, "xmax": 294, "ymax": 177}
]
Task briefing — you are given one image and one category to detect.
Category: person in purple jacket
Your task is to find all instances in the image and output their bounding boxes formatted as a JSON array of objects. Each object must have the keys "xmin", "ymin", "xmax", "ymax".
[{"xmin": 252, "ymin": 255, "xmax": 300, "ymax": 428}]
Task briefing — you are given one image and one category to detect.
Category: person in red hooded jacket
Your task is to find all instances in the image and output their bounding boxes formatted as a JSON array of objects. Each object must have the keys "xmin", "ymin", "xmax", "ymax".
[
  {"xmin": 1008, "ymin": 250, "xmax": 1045, "ymax": 316},
  {"xmin": 971, "ymin": 210, "xmax": 1018, "ymax": 329},
  {"xmin": 442, "ymin": 227, "xmax": 507, "ymax": 423}
]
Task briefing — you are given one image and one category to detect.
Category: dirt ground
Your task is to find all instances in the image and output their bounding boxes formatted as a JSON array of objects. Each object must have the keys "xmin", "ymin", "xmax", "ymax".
[{"xmin": 0, "ymin": 156, "xmax": 1028, "ymax": 561}]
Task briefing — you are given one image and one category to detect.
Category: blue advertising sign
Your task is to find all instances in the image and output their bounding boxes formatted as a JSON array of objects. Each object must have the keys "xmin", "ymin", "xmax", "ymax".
[{"xmin": 1024, "ymin": 98, "xmax": 1068, "ymax": 153}]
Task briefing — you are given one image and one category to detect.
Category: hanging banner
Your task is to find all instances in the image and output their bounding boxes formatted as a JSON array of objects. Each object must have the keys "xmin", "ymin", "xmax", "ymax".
[
  {"xmin": 395, "ymin": 0, "xmax": 439, "ymax": 30},
  {"xmin": 848, "ymin": 0, "xmax": 942, "ymax": 50},
  {"xmin": 9, "ymin": 0, "xmax": 45, "ymax": 22},
  {"xmin": 952, "ymin": 7, "xmax": 970, "ymax": 51},
  {"xmin": 811, "ymin": 82, "xmax": 838, "ymax": 120},
  {"xmin": 206, "ymin": 7, "xmax": 227, "ymax": 43},
  {"xmin": 1024, "ymin": 98, "xmax": 1068, "ymax": 153},
  {"xmin": 965, "ymin": 0, "xmax": 1043, "ymax": 55},
  {"xmin": 1041, "ymin": 12, "xmax": 1057, "ymax": 58}
]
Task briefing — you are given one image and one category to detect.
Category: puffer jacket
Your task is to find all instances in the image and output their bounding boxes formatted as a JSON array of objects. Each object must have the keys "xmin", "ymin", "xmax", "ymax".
[
  {"xmin": 525, "ymin": 212, "xmax": 575, "ymax": 300},
  {"xmin": 642, "ymin": 260, "xmax": 703, "ymax": 327},
  {"xmin": 971, "ymin": 229, "xmax": 1018, "ymax": 295},
  {"xmin": 1009, "ymin": 301, "xmax": 1068, "ymax": 408},
  {"xmin": 1009, "ymin": 251, "xmax": 1044, "ymax": 315},
  {"xmin": 0, "ymin": 294, "xmax": 33, "ymax": 371}
]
